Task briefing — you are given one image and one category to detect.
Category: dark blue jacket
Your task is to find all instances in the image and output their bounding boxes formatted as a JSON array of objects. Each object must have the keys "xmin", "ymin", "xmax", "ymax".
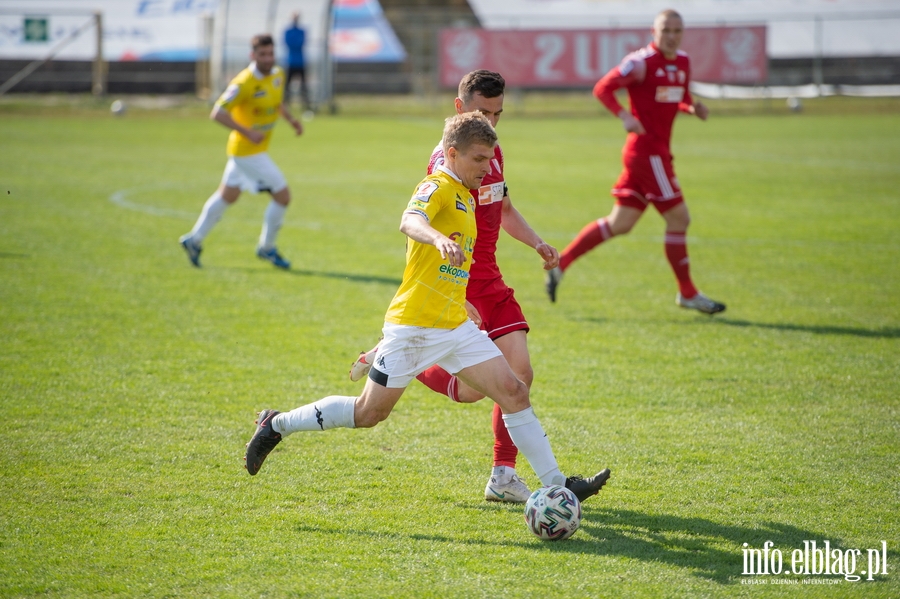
[{"xmin": 284, "ymin": 26, "xmax": 305, "ymax": 68}]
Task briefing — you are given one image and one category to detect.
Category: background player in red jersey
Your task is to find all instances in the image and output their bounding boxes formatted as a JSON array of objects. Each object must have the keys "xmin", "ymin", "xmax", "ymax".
[
  {"xmin": 351, "ymin": 70, "xmax": 610, "ymax": 503},
  {"xmin": 546, "ymin": 9, "xmax": 726, "ymax": 315}
]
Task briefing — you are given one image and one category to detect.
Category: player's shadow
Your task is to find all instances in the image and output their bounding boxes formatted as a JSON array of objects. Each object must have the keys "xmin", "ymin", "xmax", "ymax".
[
  {"xmin": 293, "ymin": 506, "xmax": 842, "ymax": 585},
  {"xmin": 708, "ymin": 317, "xmax": 900, "ymax": 339},
  {"xmin": 287, "ymin": 268, "xmax": 402, "ymax": 287},
  {"xmin": 576, "ymin": 508, "xmax": 841, "ymax": 584},
  {"xmin": 232, "ymin": 266, "xmax": 402, "ymax": 286},
  {"xmin": 573, "ymin": 315, "xmax": 898, "ymax": 339}
]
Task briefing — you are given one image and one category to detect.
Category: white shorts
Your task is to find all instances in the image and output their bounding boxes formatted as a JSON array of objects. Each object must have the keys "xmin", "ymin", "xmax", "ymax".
[
  {"xmin": 371, "ymin": 320, "xmax": 503, "ymax": 388},
  {"xmin": 222, "ymin": 153, "xmax": 287, "ymax": 194}
]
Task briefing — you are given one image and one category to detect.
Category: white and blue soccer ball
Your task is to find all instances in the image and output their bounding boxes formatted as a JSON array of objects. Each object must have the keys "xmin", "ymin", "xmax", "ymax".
[{"xmin": 524, "ymin": 484, "xmax": 581, "ymax": 541}]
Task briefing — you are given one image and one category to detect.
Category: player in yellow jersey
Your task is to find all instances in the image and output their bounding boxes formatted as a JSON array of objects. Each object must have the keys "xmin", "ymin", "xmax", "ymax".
[
  {"xmin": 242, "ymin": 112, "xmax": 611, "ymax": 505},
  {"xmin": 179, "ymin": 34, "xmax": 303, "ymax": 269}
]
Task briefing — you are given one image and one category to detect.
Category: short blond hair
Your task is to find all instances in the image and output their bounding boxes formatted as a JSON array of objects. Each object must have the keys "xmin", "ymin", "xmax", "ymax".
[
  {"xmin": 654, "ymin": 9, "xmax": 683, "ymax": 29},
  {"xmin": 442, "ymin": 111, "xmax": 497, "ymax": 155}
]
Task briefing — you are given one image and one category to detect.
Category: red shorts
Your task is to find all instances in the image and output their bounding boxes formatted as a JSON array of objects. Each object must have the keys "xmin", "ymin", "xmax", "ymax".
[
  {"xmin": 612, "ymin": 153, "xmax": 684, "ymax": 214},
  {"xmin": 466, "ymin": 278, "xmax": 529, "ymax": 340}
]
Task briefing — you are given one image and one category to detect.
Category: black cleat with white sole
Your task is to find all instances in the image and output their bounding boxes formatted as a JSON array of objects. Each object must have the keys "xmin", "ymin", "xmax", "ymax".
[
  {"xmin": 244, "ymin": 409, "xmax": 282, "ymax": 475},
  {"xmin": 565, "ymin": 468, "xmax": 611, "ymax": 502}
]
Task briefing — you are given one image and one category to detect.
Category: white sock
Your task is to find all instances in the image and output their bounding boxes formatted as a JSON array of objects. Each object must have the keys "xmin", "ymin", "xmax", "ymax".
[
  {"xmin": 259, "ymin": 200, "xmax": 287, "ymax": 250},
  {"xmin": 272, "ymin": 395, "xmax": 356, "ymax": 435},
  {"xmin": 503, "ymin": 407, "xmax": 566, "ymax": 487},
  {"xmin": 190, "ymin": 192, "xmax": 229, "ymax": 243},
  {"xmin": 491, "ymin": 465, "xmax": 515, "ymax": 483}
]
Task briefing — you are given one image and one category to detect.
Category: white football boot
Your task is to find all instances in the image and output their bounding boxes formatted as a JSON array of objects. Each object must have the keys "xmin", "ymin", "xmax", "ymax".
[
  {"xmin": 485, "ymin": 472, "xmax": 532, "ymax": 503},
  {"xmin": 677, "ymin": 292, "xmax": 726, "ymax": 315},
  {"xmin": 349, "ymin": 344, "xmax": 378, "ymax": 382}
]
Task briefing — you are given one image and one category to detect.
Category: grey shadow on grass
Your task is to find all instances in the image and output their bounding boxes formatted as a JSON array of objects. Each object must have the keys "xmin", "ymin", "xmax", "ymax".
[
  {"xmin": 224, "ymin": 266, "xmax": 401, "ymax": 287},
  {"xmin": 287, "ymin": 268, "xmax": 402, "ymax": 287},
  {"xmin": 577, "ymin": 508, "xmax": 848, "ymax": 584},
  {"xmin": 575, "ymin": 314, "xmax": 899, "ymax": 339},
  {"xmin": 293, "ymin": 505, "xmax": 846, "ymax": 585},
  {"xmin": 710, "ymin": 318, "xmax": 900, "ymax": 339},
  {"xmin": 0, "ymin": 252, "xmax": 28, "ymax": 258}
]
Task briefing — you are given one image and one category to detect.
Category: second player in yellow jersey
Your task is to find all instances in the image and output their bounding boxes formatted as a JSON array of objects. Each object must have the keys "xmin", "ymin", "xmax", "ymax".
[
  {"xmin": 216, "ymin": 64, "xmax": 285, "ymax": 157},
  {"xmin": 179, "ymin": 34, "xmax": 303, "ymax": 270}
]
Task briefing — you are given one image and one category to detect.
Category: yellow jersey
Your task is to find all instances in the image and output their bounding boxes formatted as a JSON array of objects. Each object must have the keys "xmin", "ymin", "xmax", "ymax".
[
  {"xmin": 215, "ymin": 63, "xmax": 285, "ymax": 157},
  {"xmin": 385, "ymin": 166, "xmax": 477, "ymax": 329}
]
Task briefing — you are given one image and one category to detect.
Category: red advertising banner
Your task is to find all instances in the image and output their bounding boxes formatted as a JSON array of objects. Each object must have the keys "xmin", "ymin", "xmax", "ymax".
[{"xmin": 439, "ymin": 26, "xmax": 767, "ymax": 88}]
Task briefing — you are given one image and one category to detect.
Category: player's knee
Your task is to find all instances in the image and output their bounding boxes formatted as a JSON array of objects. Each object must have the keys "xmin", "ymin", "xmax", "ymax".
[
  {"xmin": 609, "ymin": 220, "xmax": 634, "ymax": 236},
  {"xmin": 515, "ymin": 364, "xmax": 534, "ymax": 389},
  {"xmin": 502, "ymin": 377, "xmax": 530, "ymax": 410},
  {"xmin": 354, "ymin": 402, "xmax": 391, "ymax": 428},
  {"xmin": 220, "ymin": 185, "xmax": 241, "ymax": 203},
  {"xmin": 272, "ymin": 188, "xmax": 291, "ymax": 206}
]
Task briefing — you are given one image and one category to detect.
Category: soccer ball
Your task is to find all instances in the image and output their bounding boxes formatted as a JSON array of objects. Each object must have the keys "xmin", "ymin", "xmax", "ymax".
[
  {"xmin": 110, "ymin": 100, "xmax": 127, "ymax": 116},
  {"xmin": 523, "ymin": 484, "xmax": 581, "ymax": 541}
]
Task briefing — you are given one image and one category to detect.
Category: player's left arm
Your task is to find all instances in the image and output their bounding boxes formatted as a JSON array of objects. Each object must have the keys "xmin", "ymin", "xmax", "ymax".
[
  {"xmin": 279, "ymin": 104, "xmax": 303, "ymax": 135},
  {"xmin": 678, "ymin": 71, "xmax": 708, "ymax": 120},
  {"xmin": 686, "ymin": 101, "xmax": 709, "ymax": 120},
  {"xmin": 499, "ymin": 195, "xmax": 559, "ymax": 270}
]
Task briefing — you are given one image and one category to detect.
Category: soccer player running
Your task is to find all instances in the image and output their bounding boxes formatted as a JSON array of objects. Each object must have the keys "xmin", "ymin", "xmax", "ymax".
[
  {"xmin": 244, "ymin": 112, "xmax": 610, "ymax": 506},
  {"xmin": 179, "ymin": 34, "xmax": 303, "ymax": 270},
  {"xmin": 349, "ymin": 70, "xmax": 607, "ymax": 504},
  {"xmin": 546, "ymin": 10, "xmax": 726, "ymax": 314}
]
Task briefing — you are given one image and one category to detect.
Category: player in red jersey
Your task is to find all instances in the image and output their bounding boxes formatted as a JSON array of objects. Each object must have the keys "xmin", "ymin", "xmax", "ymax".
[
  {"xmin": 350, "ymin": 70, "xmax": 611, "ymax": 503},
  {"xmin": 546, "ymin": 9, "xmax": 726, "ymax": 315}
]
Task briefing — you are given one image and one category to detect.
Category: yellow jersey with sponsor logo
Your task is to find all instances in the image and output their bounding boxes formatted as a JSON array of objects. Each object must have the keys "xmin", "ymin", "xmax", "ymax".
[
  {"xmin": 215, "ymin": 63, "xmax": 284, "ymax": 157},
  {"xmin": 385, "ymin": 166, "xmax": 477, "ymax": 329}
]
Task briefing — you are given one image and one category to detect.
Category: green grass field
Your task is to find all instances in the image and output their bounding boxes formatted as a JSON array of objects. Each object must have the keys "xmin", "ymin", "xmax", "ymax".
[{"xmin": 1, "ymin": 95, "xmax": 898, "ymax": 598}]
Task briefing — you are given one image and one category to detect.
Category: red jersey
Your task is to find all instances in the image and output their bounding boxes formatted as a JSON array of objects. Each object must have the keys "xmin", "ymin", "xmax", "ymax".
[
  {"xmin": 593, "ymin": 43, "xmax": 694, "ymax": 159},
  {"xmin": 427, "ymin": 142, "xmax": 505, "ymax": 283}
]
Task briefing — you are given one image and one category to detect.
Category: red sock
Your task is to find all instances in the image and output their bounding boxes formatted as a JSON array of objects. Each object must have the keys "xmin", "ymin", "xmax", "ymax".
[
  {"xmin": 559, "ymin": 218, "xmax": 613, "ymax": 271},
  {"xmin": 492, "ymin": 402, "xmax": 518, "ymax": 468},
  {"xmin": 664, "ymin": 231, "xmax": 698, "ymax": 298},
  {"xmin": 416, "ymin": 365, "xmax": 459, "ymax": 401}
]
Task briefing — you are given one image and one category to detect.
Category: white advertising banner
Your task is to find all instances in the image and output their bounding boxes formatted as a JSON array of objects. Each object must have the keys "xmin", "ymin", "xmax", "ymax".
[{"xmin": 0, "ymin": 0, "xmax": 219, "ymax": 60}]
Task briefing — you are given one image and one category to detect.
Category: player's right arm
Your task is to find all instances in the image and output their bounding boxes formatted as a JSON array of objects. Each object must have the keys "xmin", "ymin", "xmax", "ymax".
[
  {"xmin": 593, "ymin": 58, "xmax": 647, "ymax": 135},
  {"xmin": 210, "ymin": 79, "xmax": 265, "ymax": 144},
  {"xmin": 399, "ymin": 212, "xmax": 466, "ymax": 267},
  {"xmin": 210, "ymin": 105, "xmax": 265, "ymax": 144}
]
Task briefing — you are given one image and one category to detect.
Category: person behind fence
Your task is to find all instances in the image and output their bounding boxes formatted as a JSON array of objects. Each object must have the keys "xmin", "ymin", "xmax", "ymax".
[
  {"xmin": 179, "ymin": 34, "xmax": 303, "ymax": 270},
  {"xmin": 284, "ymin": 12, "xmax": 309, "ymax": 110},
  {"xmin": 243, "ymin": 111, "xmax": 611, "ymax": 506}
]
